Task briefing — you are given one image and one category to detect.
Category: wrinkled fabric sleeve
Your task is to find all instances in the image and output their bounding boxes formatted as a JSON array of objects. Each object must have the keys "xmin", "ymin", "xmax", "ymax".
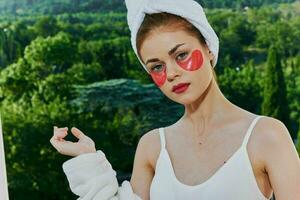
[{"xmin": 62, "ymin": 150, "xmax": 142, "ymax": 200}]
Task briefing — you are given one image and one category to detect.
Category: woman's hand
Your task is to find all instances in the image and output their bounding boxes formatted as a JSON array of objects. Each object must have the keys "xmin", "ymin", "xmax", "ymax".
[{"xmin": 50, "ymin": 126, "xmax": 96, "ymax": 157}]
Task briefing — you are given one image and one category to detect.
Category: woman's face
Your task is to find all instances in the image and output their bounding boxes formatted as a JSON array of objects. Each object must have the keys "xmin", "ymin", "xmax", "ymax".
[{"xmin": 139, "ymin": 29, "xmax": 214, "ymax": 105}]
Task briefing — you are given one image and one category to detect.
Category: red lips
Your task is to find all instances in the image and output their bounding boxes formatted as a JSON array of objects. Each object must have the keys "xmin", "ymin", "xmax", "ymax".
[{"xmin": 172, "ymin": 83, "xmax": 190, "ymax": 92}]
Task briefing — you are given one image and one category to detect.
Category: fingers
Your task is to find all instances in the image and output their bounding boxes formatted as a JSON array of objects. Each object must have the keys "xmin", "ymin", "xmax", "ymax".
[
  {"xmin": 50, "ymin": 126, "xmax": 91, "ymax": 156},
  {"xmin": 71, "ymin": 127, "xmax": 86, "ymax": 140},
  {"xmin": 50, "ymin": 136, "xmax": 77, "ymax": 156},
  {"xmin": 50, "ymin": 134, "xmax": 63, "ymax": 153},
  {"xmin": 51, "ymin": 126, "xmax": 68, "ymax": 153},
  {"xmin": 53, "ymin": 126, "xmax": 68, "ymax": 140}
]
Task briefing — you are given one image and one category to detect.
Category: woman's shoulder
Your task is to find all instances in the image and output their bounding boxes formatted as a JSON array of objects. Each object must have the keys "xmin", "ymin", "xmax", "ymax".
[
  {"xmin": 251, "ymin": 115, "xmax": 294, "ymax": 166},
  {"xmin": 253, "ymin": 115, "xmax": 300, "ymax": 197},
  {"xmin": 252, "ymin": 115, "xmax": 290, "ymax": 146},
  {"xmin": 137, "ymin": 128, "xmax": 164, "ymax": 170},
  {"xmin": 234, "ymin": 110, "xmax": 287, "ymax": 144}
]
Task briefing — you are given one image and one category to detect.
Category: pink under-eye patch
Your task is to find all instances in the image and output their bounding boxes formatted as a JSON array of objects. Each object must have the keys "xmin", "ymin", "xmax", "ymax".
[
  {"xmin": 150, "ymin": 65, "xmax": 167, "ymax": 87},
  {"xmin": 176, "ymin": 49, "xmax": 204, "ymax": 71}
]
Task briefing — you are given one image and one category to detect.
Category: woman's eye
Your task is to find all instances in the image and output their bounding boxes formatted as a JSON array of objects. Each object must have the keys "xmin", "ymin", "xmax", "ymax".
[
  {"xmin": 151, "ymin": 64, "xmax": 164, "ymax": 72},
  {"xmin": 176, "ymin": 52, "xmax": 188, "ymax": 61}
]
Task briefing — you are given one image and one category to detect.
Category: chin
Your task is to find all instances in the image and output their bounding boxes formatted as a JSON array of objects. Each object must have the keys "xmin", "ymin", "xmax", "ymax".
[
  {"xmin": 167, "ymin": 93, "xmax": 198, "ymax": 105},
  {"xmin": 180, "ymin": 97, "xmax": 199, "ymax": 105}
]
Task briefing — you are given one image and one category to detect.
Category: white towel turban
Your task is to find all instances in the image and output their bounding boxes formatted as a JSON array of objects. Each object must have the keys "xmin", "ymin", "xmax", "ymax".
[{"xmin": 125, "ymin": 0, "xmax": 219, "ymax": 74}]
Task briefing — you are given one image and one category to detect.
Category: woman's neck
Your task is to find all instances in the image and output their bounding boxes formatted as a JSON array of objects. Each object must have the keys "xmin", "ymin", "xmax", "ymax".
[{"xmin": 181, "ymin": 77, "xmax": 237, "ymax": 136}]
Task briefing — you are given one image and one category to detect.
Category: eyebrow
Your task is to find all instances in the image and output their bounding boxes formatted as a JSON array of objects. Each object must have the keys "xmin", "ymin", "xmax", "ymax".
[{"xmin": 145, "ymin": 43, "xmax": 185, "ymax": 65}]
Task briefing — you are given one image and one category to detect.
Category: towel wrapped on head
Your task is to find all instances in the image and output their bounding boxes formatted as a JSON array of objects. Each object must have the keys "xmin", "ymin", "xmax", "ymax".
[{"xmin": 125, "ymin": 0, "xmax": 219, "ymax": 74}]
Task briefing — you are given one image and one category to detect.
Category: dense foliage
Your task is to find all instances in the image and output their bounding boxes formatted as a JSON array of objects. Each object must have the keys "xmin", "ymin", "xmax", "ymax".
[{"xmin": 0, "ymin": 0, "xmax": 297, "ymax": 15}]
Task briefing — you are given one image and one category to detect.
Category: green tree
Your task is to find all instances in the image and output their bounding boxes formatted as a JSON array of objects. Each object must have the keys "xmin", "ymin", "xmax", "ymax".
[
  {"xmin": 34, "ymin": 16, "xmax": 59, "ymax": 37},
  {"xmin": 297, "ymin": 122, "xmax": 300, "ymax": 156},
  {"xmin": 218, "ymin": 60, "xmax": 263, "ymax": 113},
  {"xmin": 261, "ymin": 45, "xmax": 293, "ymax": 138},
  {"xmin": 24, "ymin": 31, "xmax": 77, "ymax": 74}
]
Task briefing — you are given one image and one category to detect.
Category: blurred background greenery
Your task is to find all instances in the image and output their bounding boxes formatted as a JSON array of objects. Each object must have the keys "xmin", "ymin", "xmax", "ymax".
[{"xmin": 0, "ymin": 0, "xmax": 299, "ymax": 199}]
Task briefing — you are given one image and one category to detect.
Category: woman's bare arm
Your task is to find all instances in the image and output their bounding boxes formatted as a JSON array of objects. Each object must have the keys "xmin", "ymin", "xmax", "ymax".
[
  {"xmin": 262, "ymin": 118, "xmax": 300, "ymax": 200},
  {"xmin": 130, "ymin": 129, "xmax": 157, "ymax": 200}
]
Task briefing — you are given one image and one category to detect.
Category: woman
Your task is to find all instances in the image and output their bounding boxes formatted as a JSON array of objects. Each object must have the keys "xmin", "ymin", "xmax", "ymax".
[{"xmin": 50, "ymin": 0, "xmax": 300, "ymax": 199}]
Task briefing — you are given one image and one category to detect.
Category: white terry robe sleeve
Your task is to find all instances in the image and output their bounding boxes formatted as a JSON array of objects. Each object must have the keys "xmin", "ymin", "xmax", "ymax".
[{"xmin": 62, "ymin": 150, "xmax": 142, "ymax": 200}]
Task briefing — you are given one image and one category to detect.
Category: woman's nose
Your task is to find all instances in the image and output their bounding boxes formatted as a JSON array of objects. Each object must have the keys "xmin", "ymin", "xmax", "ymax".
[{"xmin": 166, "ymin": 62, "xmax": 181, "ymax": 82}]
